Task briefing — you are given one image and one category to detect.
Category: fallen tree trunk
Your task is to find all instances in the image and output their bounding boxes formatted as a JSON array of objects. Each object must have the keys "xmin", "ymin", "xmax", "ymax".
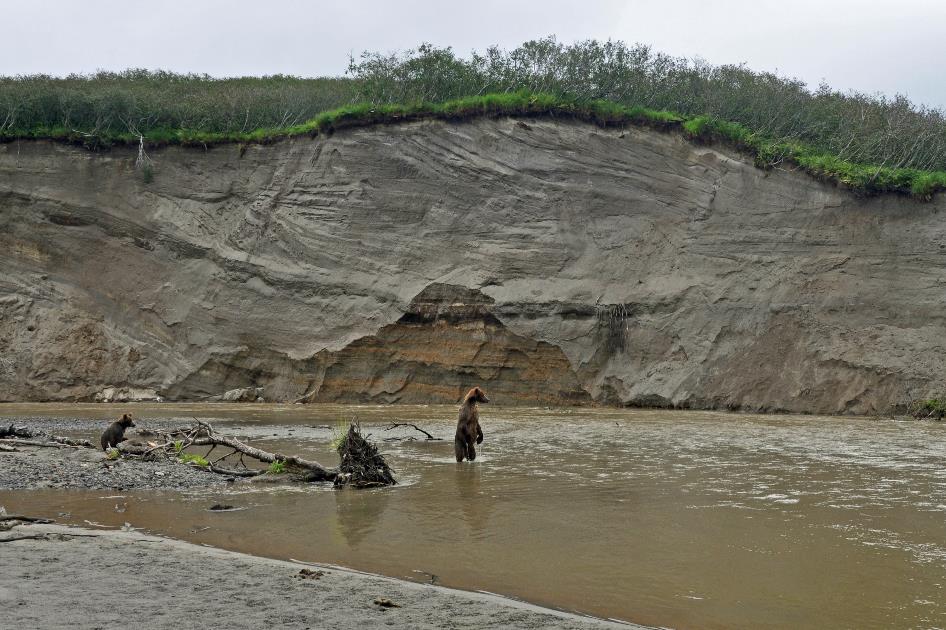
[
  {"xmin": 49, "ymin": 435, "xmax": 94, "ymax": 448},
  {"xmin": 0, "ymin": 515, "xmax": 54, "ymax": 524},
  {"xmin": 207, "ymin": 463, "xmax": 264, "ymax": 478},
  {"xmin": 0, "ymin": 515, "xmax": 54, "ymax": 532},
  {"xmin": 120, "ymin": 421, "xmax": 339, "ymax": 482},
  {"xmin": 0, "ymin": 424, "xmax": 93, "ymax": 448},
  {"xmin": 0, "ymin": 534, "xmax": 53, "ymax": 543},
  {"xmin": 0, "ymin": 439, "xmax": 76, "ymax": 449},
  {"xmin": 189, "ymin": 434, "xmax": 336, "ymax": 482},
  {"xmin": 118, "ymin": 420, "xmax": 393, "ymax": 487}
]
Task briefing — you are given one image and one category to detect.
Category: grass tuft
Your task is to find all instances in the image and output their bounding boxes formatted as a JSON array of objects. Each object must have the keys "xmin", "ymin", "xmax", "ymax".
[
  {"xmin": 179, "ymin": 453, "xmax": 209, "ymax": 467},
  {"xmin": 330, "ymin": 420, "xmax": 349, "ymax": 452}
]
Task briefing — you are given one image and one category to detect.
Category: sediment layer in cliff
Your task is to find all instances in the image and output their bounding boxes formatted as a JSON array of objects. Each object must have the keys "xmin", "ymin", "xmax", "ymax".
[
  {"xmin": 303, "ymin": 283, "xmax": 591, "ymax": 405},
  {"xmin": 1, "ymin": 118, "xmax": 944, "ymax": 413}
]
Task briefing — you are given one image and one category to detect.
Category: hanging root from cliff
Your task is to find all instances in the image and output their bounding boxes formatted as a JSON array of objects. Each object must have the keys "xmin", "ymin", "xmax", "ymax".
[
  {"xmin": 134, "ymin": 132, "xmax": 154, "ymax": 182},
  {"xmin": 120, "ymin": 420, "xmax": 338, "ymax": 482},
  {"xmin": 335, "ymin": 422, "xmax": 396, "ymax": 488}
]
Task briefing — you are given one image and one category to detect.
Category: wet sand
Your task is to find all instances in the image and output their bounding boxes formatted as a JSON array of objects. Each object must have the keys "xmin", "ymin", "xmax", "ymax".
[{"xmin": 0, "ymin": 523, "xmax": 635, "ymax": 630}]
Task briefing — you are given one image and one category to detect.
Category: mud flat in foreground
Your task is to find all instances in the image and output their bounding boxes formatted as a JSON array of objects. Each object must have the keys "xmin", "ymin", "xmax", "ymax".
[{"xmin": 0, "ymin": 523, "xmax": 637, "ymax": 629}]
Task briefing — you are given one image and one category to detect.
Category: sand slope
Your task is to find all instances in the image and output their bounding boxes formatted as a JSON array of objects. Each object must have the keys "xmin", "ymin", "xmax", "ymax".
[
  {"xmin": 0, "ymin": 524, "xmax": 639, "ymax": 629},
  {"xmin": 4, "ymin": 120, "xmax": 945, "ymax": 413}
]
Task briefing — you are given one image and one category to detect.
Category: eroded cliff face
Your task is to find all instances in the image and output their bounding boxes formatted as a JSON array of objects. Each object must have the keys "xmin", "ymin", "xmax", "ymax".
[{"xmin": 1, "ymin": 119, "xmax": 944, "ymax": 412}]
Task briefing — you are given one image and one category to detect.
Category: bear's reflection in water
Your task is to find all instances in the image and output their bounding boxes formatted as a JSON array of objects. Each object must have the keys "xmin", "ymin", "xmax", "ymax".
[
  {"xmin": 334, "ymin": 486, "xmax": 391, "ymax": 548},
  {"xmin": 454, "ymin": 463, "xmax": 494, "ymax": 540}
]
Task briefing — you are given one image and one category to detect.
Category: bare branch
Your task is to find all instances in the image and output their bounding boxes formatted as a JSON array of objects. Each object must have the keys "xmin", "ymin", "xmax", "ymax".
[{"xmin": 382, "ymin": 422, "xmax": 441, "ymax": 441}]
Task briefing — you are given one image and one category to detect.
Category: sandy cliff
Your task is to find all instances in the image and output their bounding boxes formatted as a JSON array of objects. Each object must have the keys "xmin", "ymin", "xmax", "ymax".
[{"xmin": 1, "ymin": 118, "xmax": 944, "ymax": 412}]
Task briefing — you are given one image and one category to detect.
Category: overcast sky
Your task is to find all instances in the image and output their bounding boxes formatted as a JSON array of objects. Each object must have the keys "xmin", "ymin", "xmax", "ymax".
[{"xmin": 4, "ymin": 0, "xmax": 945, "ymax": 108}]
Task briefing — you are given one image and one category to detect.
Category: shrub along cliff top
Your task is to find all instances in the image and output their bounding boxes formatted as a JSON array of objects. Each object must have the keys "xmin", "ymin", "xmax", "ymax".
[{"xmin": 2, "ymin": 38, "xmax": 946, "ymax": 197}]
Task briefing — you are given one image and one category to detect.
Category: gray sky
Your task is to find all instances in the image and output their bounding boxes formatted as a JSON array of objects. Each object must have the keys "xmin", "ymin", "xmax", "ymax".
[{"xmin": 4, "ymin": 0, "xmax": 946, "ymax": 108}]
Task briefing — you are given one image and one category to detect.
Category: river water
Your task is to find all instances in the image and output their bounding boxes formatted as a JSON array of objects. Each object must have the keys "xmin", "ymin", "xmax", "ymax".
[{"xmin": 1, "ymin": 403, "xmax": 944, "ymax": 629}]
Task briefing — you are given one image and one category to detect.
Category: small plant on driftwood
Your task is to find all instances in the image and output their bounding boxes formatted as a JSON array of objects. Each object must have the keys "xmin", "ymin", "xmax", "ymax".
[{"xmin": 179, "ymin": 453, "xmax": 209, "ymax": 467}]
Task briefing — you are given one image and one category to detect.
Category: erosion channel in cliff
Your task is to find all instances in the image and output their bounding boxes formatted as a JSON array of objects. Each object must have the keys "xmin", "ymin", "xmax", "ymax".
[{"xmin": 2, "ymin": 117, "xmax": 945, "ymax": 413}]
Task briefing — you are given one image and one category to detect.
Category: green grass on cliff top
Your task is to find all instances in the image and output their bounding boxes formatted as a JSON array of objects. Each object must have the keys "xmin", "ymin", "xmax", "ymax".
[{"xmin": 4, "ymin": 91, "xmax": 945, "ymax": 198}]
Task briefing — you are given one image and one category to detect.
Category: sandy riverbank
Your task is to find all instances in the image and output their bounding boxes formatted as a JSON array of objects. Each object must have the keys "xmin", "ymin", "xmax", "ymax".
[
  {"xmin": 0, "ymin": 415, "xmax": 297, "ymax": 491},
  {"xmin": 0, "ymin": 443, "xmax": 238, "ymax": 491},
  {"xmin": 0, "ymin": 523, "xmax": 640, "ymax": 629}
]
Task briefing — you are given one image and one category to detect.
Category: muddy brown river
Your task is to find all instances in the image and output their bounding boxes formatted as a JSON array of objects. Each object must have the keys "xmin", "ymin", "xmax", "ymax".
[{"xmin": 1, "ymin": 404, "xmax": 944, "ymax": 629}]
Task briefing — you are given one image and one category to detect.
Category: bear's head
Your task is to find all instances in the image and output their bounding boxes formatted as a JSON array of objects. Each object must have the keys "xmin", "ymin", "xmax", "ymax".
[{"xmin": 464, "ymin": 387, "xmax": 489, "ymax": 404}]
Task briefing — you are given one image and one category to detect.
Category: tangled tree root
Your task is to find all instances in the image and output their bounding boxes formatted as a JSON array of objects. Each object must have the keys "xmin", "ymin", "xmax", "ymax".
[{"xmin": 335, "ymin": 423, "xmax": 396, "ymax": 488}]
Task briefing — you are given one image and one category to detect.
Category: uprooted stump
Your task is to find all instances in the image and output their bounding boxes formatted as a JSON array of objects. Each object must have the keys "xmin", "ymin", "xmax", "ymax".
[{"xmin": 335, "ymin": 423, "xmax": 396, "ymax": 488}]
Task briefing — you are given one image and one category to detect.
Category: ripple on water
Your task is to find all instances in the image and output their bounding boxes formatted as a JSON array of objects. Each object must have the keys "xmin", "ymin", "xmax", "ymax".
[{"xmin": 3, "ymin": 404, "xmax": 945, "ymax": 629}]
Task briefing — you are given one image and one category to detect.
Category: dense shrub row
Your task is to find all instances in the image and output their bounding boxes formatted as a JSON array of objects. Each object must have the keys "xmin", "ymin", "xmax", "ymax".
[
  {"xmin": 349, "ymin": 39, "xmax": 946, "ymax": 173},
  {"xmin": 0, "ymin": 71, "xmax": 354, "ymax": 138},
  {"xmin": 2, "ymin": 39, "xmax": 945, "ymax": 196}
]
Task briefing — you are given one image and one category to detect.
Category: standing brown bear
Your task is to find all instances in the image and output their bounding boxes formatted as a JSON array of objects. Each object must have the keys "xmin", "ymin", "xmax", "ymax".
[
  {"xmin": 455, "ymin": 387, "xmax": 488, "ymax": 462},
  {"xmin": 101, "ymin": 413, "xmax": 135, "ymax": 451}
]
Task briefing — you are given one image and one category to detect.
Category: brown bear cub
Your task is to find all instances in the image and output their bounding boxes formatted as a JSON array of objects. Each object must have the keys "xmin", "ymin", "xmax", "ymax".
[
  {"xmin": 101, "ymin": 413, "xmax": 135, "ymax": 451},
  {"xmin": 455, "ymin": 387, "xmax": 488, "ymax": 462}
]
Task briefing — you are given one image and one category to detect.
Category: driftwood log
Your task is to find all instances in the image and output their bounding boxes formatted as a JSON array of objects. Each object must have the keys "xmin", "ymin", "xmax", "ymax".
[
  {"xmin": 0, "ymin": 514, "xmax": 55, "ymax": 532},
  {"xmin": 189, "ymin": 433, "xmax": 336, "ymax": 482},
  {"xmin": 120, "ymin": 421, "xmax": 339, "ymax": 483},
  {"xmin": 49, "ymin": 435, "xmax": 95, "ymax": 448},
  {"xmin": 0, "ymin": 437, "xmax": 93, "ymax": 449},
  {"xmin": 0, "ymin": 515, "xmax": 54, "ymax": 524},
  {"xmin": 0, "ymin": 534, "xmax": 54, "ymax": 543},
  {"xmin": 0, "ymin": 424, "xmax": 93, "ymax": 448},
  {"xmin": 0, "ymin": 439, "xmax": 72, "ymax": 449}
]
